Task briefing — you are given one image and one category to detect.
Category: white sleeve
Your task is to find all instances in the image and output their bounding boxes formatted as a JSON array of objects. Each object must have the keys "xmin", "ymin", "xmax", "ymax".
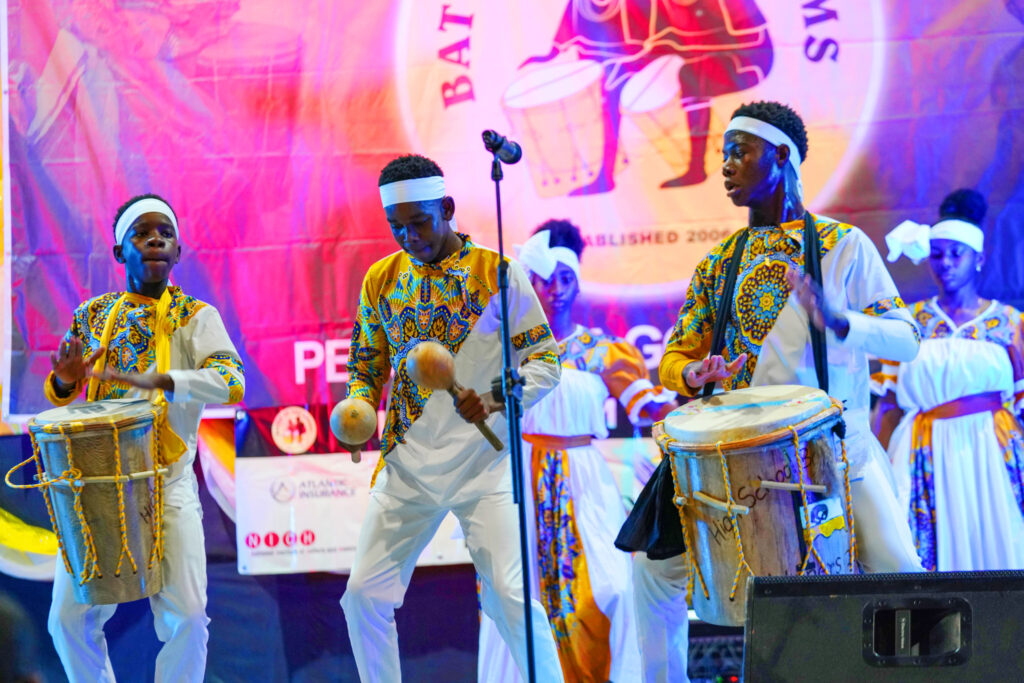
[
  {"xmin": 505, "ymin": 259, "xmax": 560, "ymax": 410},
  {"xmin": 167, "ymin": 306, "xmax": 246, "ymax": 405},
  {"xmin": 830, "ymin": 228, "xmax": 921, "ymax": 362}
]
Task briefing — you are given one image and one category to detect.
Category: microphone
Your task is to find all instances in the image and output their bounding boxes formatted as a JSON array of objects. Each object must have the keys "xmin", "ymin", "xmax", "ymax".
[{"xmin": 482, "ymin": 130, "xmax": 523, "ymax": 164}]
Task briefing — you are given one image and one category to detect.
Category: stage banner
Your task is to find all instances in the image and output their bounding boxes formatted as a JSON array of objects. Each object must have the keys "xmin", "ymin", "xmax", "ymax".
[
  {"xmin": 235, "ymin": 451, "xmax": 472, "ymax": 575},
  {"xmin": 6, "ymin": 1, "xmax": 1024, "ymax": 416}
]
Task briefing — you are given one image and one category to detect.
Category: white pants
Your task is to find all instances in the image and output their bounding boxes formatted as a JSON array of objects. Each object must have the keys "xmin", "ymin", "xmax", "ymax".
[
  {"xmin": 631, "ymin": 457, "xmax": 923, "ymax": 682},
  {"xmin": 340, "ymin": 489, "xmax": 564, "ymax": 683},
  {"xmin": 48, "ymin": 494, "xmax": 209, "ymax": 683}
]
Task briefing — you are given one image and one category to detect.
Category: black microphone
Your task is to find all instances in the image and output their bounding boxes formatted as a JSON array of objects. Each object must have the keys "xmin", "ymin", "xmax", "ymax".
[{"xmin": 482, "ymin": 130, "xmax": 523, "ymax": 164}]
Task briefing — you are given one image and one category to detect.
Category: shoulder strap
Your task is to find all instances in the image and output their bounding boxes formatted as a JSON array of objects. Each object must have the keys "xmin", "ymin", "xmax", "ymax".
[
  {"xmin": 803, "ymin": 212, "xmax": 829, "ymax": 393},
  {"xmin": 703, "ymin": 229, "xmax": 750, "ymax": 398}
]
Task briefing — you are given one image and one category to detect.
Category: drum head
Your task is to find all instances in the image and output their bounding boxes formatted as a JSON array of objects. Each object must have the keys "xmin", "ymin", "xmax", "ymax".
[
  {"xmin": 664, "ymin": 385, "xmax": 831, "ymax": 445},
  {"xmin": 503, "ymin": 61, "xmax": 603, "ymax": 108},
  {"xmin": 30, "ymin": 399, "xmax": 157, "ymax": 430}
]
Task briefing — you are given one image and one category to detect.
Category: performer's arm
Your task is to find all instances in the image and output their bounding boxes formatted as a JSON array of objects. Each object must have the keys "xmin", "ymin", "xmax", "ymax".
[
  {"xmin": 45, "ymin": 306, "xmax": 101, "ymax": 406},
  {"xmin": 1012, "ymin": 312, "xmax": 1024, "ymax": 416},
  {"xmin": 791, "ymin": 228, "xmax": 921, "ymax": 363},
  {"xmin": 167, "ymin": 306, "xmax": 245, "ymax": 405},
  {"xmin": 592, "ymin": 339, "xmax": 677, "ymax": 423},
  {"xmin": 507, "ymin": 259, "xmax": 560, "ymax": 410},
  {"xmin": 660, "ymin": 255, "xmax": 716, "ymax": 397},
  {"xmin": 345, "ymin": 273, "xmax": 391, "ymax": 411}
]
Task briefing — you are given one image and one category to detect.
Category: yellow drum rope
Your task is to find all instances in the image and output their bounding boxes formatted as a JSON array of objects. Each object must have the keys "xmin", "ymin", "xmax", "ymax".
[
  {"xmin": 108, "ymin": 420, "xmax": 138, "ymax": 577},
  {"xmin": 147, "ymin": 408, "xmax": 167, "ymax": 568},
  {"xmin": 669, "ymin": 455, "xmax": 708, "ymax": 601},
  {"xmin": 715, "ymin": 442, "xmax": 753, "ymax": 601},
  {"xmin": 7, "ymin": 435, "xmax": 75, "ymax": 574},
  {"xmin": 788, "ymin": 427, "xmax": 829, "ymax": 575},
  {"xmin": 58, "ymin": 426, "xmax": 101, "ymax": 584},
  {"xmin": 836, "ymin": 407, "xmax": 857, "ymax": 570}
]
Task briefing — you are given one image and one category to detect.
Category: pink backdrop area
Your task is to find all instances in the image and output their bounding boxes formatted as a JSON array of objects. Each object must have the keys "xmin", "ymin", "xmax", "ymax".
[{"xmin": 7, "ymin": 0, "xmax": 1024, "ymax": 415}]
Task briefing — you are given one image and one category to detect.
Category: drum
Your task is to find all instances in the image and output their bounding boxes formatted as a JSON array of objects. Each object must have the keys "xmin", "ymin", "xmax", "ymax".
[
  {"xmin": 620, "ymin": 55, "xmax": 724, "ymax": 173},
  {"xmin": 196, "ymin": 22, "xmax": 303, "ymax": 210},
  {"xmin": 10, "ymin": 399, "xmax": 169, "ymax": 605},
  {"xmin": 502, "ymin": 61, "xmax": 624, "ymax": 197},
  {"xmin": 658, "ymin": 385, "xmax": 856, "ymax": 626}
]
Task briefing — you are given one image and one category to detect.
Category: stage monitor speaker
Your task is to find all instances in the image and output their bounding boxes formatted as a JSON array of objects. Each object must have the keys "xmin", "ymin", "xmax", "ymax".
[{"xmin": 744, "ymin": 570, "xmax": 1024, "ymax": 682}]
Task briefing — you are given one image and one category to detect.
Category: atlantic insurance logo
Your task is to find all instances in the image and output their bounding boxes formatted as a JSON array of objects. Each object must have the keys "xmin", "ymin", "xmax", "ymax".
[{"xmin": 394, "ymin": 0, "xmax": 885, "ymax": 297}]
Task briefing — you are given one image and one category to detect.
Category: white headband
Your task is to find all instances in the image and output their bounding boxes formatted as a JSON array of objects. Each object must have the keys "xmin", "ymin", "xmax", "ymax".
[
  {"xmin": 885, "ymin": 218, "xmax": 984, "ymax": 265},
  {"xmin": 114, "ymin": 197, "xmax": 179, "ymax": 246},
  {"xmin": 515, "ymin": 230, "xmax": 581, "ymax": 281},
  {"xmin": 725, "ymin": 116, "xmax": 804, "ymax": 201},
  {"xmin": 379, "ymin": 176, "xmax": 446, "ymax": 207}
]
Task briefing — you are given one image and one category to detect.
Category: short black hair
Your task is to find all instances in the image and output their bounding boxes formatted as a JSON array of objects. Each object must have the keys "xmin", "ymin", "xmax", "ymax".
[
  {"xmin": 533, "ymin": 219, "xmax": 585, "ymax": 258},
  {"xmin": 939, "ymin": 188, "xmax": 986, "ymax": 226},
  {"xmin": 112, "ymin": 193, "xmax": 175, "ymax": 238},
  {"xmin": 731, "ymin": 101, "xmax": 809, "ymax": 161},
  {"xmin": 378, "ymin": 154, "xmax": 444, "ymax": 186}
]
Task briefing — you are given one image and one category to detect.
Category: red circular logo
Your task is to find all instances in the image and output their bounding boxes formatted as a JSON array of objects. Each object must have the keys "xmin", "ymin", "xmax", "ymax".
[
  {"xmin": 283, "ymin": 531, "xmax": 297, "ymax": 547},
  {"xmin": 245, "ymin": 533, "xmax": 261, "ymax": 548},
  {"xmin": 264, "ymin": 531, "xmax": 280, "ymax": 548},
  {"xmin": 300, "ymin": 530, "xmax": 316, "ymax": 546}
]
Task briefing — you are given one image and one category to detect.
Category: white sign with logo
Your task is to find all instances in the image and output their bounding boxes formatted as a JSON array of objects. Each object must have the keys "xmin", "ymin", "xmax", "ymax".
[{"xmin": 235, "ymin": 452, "xmax": 472, "ymax": 574}]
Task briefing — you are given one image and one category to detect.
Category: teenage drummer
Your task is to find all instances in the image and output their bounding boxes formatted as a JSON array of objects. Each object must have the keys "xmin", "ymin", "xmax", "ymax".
[
  {"xmin": 635, "ymin": 101, "xmax": 923, "ymax": 682},
  {"xmin": 45, "ymin": 194, "xmax": 245, "ymax": 682}
]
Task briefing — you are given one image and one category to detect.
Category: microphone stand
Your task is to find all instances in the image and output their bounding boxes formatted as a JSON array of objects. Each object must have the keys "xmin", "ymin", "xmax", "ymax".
[{"xmin": 486, "ymin": 147, "xmax": 537, "ymax": 683}]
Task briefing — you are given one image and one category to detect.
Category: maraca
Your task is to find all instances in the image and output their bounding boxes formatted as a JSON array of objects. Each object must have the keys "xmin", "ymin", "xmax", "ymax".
[
  {"xmin": 406, "ymin": 341, "xmax": 505, "ymax": 451},
  {"xmin": 330, "ymin": 397, "xmax": 377, "ymax": 463}
]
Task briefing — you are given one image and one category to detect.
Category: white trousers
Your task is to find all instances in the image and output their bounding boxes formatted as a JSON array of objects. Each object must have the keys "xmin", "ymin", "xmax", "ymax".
[
  {"xmin": 632, "ymin": 457, "xmax": 923, "ymax": 682},
  {"xmin": 48, "ymin": 495, "xmax": 209, "ymax": 683},
  {"xmin": 340, "ymin": 489, "xmax": 564, "ymax": 683}
]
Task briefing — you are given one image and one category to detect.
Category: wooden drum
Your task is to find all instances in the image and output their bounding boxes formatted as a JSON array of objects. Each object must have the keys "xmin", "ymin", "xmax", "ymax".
[
  {"xmin": 657, "ymin": 385, "xmax": 857, "ymax": 626},
  {"xmin": 10, "ymin": 399, "xmax": 170, "ymax": 605}
]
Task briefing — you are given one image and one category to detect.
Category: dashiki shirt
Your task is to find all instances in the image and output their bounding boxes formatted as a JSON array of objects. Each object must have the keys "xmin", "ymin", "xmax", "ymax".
[
  {"xmin": 875, "ymin": 298, "xmax": 1024, "ymax": 570},
  {"xmin": 346, "ymin": 233, "xmax": 560, "ymax": 505},
  {"xmin": 660, "ymin": 213, "xmax": 920, "ymax": 474},
  {"xmin": 45, "ymin": 286, "xmax": 245, "ymax": 502}
]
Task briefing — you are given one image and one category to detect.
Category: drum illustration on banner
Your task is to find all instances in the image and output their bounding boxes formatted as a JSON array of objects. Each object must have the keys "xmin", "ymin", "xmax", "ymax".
[{"xmin": 395, "ymin": 0, "xmax": 885, "ymax": 297}]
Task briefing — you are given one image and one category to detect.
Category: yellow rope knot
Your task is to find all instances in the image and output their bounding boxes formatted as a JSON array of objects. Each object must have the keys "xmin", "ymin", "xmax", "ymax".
[{"xmin": 716, "ymin": 441, "xmax": 752, "ymax": 601}]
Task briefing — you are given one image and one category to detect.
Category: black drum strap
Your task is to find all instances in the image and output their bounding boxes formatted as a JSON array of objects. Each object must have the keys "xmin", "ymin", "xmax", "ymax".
[
  {"xmin": 803, "ymin": 212, "xmax": 829, "ymax": 393},
  {"xmin": 703, "ymin": 229, "xmax": 750, "ymax": 398}
]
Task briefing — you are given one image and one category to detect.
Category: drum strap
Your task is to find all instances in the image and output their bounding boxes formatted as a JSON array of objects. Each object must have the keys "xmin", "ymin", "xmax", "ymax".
[
  {"xmin": 703, "ymin": 229, "xmax": 750, "ymax": 398},
  {"xmin": 802, "ymin": 212, "xmax": 829, "ymax": 393}
]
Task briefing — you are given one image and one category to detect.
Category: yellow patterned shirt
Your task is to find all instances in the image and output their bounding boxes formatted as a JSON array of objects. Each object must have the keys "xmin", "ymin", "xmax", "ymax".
[{"xmin": 348, "ymin": 234, "xmax": 560, "ymax": 470}]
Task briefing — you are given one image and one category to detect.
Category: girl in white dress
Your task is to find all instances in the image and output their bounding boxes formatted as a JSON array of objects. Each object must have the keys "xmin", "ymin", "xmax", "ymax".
[
  {"xmin": 478, "ymin": 220, "xmax": 676, "ymax": 683},
  {"xmin": 876, "ymin": 189, "xmax": 1024, "ymax": 571}
]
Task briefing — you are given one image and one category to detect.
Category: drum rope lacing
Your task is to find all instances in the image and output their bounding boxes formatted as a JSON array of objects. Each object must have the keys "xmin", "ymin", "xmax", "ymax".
[
  {"xmin": 669, "ymin": 456, "xmax": 709, "ymax": 601},
  {"xmin": 714, "ymin": 441, "xmax": 754, "ymax": 601},
  {"xmin": 789, "ymin": 427, "xmax": 829, "ymax": 575},
  {"xmin": 109, "ymin": 419, "xmax": 138, "ymax": 577},
  {"xmin": 148, "ymin": 408, "xmax": 167, "ymax": 568}
]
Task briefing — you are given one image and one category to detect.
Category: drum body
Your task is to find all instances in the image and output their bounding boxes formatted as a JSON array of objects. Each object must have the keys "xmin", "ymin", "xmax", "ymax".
[
  {"xmin": 29, "ymin": 399, "xmax": 165, "ymax": 605},
  {"xmin": 502, "ymin": 61, "xmax": 624, "ymax": 196},
  {"xmin": 660, "ymin": 385, "xmax": 856, "ymax": 626}
]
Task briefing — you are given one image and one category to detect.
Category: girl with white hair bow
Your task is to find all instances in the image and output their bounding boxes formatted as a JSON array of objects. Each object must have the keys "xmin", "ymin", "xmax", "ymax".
[
  {"xmin": 478, "ymin": 219, "xmax": 677, "ymax": 683},
  {"xmin": 873, "ymin": 188, "xmax": 1024, "ymax": 571}
]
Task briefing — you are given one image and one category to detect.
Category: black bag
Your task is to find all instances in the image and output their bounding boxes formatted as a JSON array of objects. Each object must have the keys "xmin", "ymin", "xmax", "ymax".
[{"xmin": 615, "ymin": 213, "xmax": 828, "ymax": 559}]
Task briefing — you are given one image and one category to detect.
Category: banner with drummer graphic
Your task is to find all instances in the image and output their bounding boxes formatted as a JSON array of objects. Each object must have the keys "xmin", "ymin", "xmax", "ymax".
[{"xmin": 5, "ymin": 1, "xmax": 1024, "ymax": 415}]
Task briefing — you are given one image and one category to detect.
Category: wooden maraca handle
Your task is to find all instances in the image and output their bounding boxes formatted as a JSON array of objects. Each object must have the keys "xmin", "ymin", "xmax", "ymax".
[{"xmin": 448, "ymin": 383, "xmax": 505, "ymax": 452}]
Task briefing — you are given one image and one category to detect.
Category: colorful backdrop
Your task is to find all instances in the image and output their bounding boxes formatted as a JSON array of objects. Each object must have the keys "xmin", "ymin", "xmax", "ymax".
[{"xmin": 6, "ymin": 0, "xmax": 1024, "ymax": 416}]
